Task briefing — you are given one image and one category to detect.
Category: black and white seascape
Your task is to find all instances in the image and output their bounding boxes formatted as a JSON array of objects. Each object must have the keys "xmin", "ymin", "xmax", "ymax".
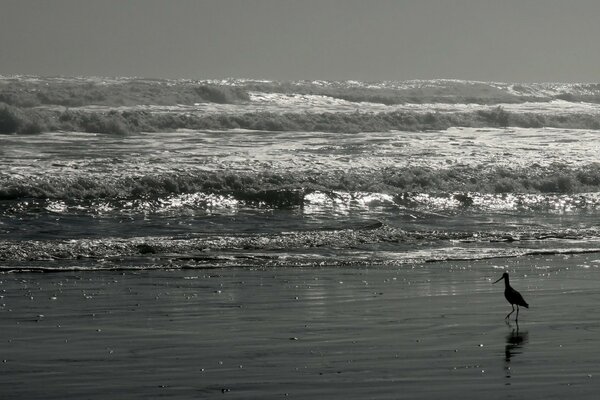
[{"xmin": 3, "ymin": 2, "xmax": 600, "ymax": 399}]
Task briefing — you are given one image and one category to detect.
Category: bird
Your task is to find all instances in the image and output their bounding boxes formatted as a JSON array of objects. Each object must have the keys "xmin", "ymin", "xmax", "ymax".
[{"xmin": 493, "ymin": 272, "xmax": 529, "ymax": 321}]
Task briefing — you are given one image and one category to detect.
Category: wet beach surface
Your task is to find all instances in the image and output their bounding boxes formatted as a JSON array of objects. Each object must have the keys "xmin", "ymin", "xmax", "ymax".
[{"xmin": 2, "ymin": 253, "xmax": 600, "ymax": 399}]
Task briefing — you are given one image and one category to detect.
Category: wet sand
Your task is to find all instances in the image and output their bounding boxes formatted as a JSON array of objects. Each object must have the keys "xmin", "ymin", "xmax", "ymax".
[{"xmin": 2, "ymin": 253, "xmax": 600, "ymax": 399}]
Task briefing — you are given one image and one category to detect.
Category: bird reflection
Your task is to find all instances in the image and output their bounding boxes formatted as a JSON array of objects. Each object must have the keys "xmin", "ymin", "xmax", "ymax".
[{"xmin": 504, "ymin": 322, "xmax": 528, "ymax": 380}]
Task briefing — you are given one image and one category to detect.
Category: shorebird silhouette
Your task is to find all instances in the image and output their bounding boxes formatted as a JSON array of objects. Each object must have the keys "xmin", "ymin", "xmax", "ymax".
[{"xmin": 493, "ymin": 272, "xmax": 529, "ymax": 321}]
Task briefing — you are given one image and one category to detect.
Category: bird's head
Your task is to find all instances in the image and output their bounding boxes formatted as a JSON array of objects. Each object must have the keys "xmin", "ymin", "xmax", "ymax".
[{"xmin": 493, "ymin": 272, "xmax": 509, "ymax": 284}]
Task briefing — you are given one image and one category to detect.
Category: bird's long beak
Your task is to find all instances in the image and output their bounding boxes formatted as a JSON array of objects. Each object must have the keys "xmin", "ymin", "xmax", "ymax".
[{"xmin": 493, "ymin": 276, "xmax": 503, "ymax": 284}]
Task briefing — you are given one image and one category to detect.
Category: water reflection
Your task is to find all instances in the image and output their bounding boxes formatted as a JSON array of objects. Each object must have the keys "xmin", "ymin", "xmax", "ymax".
[{"xmin": 504, "ymin": 321, "xmax": 528, "ymax": 380}]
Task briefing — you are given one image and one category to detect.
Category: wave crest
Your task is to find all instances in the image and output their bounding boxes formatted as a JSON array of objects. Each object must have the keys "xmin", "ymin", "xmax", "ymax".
[{"xmin": 3, "ymin": 165, "xmax": 600, "ymax": 213}]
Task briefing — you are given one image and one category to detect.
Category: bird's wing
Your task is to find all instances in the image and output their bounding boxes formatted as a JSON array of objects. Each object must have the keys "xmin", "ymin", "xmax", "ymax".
[{"xmin": 512, "ymin": 289, "xmax": 529, "ymax": 308}]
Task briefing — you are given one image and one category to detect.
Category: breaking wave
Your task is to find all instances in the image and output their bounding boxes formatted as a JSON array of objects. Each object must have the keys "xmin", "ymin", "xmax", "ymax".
[
  {"xmin": 3, "ymin": 105, "xmax": 600, "ymax": 135},
  {"xmin": 3, "ymin": 164, "xmax": 600, "ymax": 212},
  {"xmin": 5, "ymin": 76, "xmax": 600, "ymax": 108}
]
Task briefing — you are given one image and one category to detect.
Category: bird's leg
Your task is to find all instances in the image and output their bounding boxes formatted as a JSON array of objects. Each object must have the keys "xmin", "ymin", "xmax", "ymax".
[
  {"xmin": 516, "ymin": 305, "xmax": 519, "ymax": 321},
  {"xmin": 505, "ymin": 304, "xmax": 515, "ymax": 320}
]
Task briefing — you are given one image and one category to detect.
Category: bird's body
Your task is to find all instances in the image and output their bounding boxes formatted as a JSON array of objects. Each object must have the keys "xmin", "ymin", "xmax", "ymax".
[{"xmin": 494, "ymin": 272, "xmax": 528, "ymax": 320}]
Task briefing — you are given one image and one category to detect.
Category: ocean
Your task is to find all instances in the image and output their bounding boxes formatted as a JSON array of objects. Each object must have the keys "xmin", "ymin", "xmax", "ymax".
[
  {"xmin": 4, "ymin": 76, "xmax": 600, "ymax": 399},
  {"xmin": 1, "ymin": 76, "xmax": 600, "ymax": 272}
]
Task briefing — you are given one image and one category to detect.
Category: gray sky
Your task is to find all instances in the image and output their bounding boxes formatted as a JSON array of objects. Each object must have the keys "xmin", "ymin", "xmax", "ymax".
[{"xmin": 1, "ymin": 0, "xmax": 599, "ymax": 82}]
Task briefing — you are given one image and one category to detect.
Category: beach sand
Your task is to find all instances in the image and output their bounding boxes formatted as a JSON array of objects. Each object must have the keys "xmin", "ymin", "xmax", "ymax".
[{"xmin": 2, "ymin": 253, "xmax": 600, "ymax": 399}]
